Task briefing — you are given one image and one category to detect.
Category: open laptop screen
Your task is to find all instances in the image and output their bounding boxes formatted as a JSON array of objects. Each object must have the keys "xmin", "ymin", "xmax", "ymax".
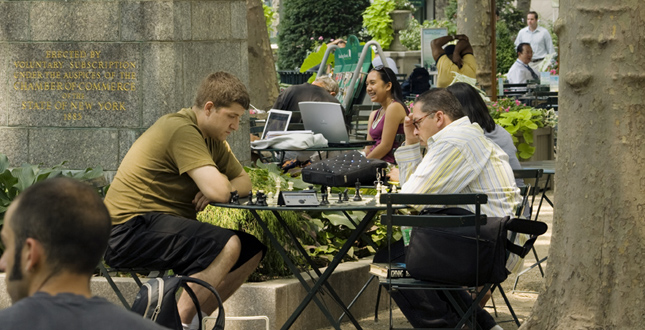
[{"xmin": 261, "ymin": 109, "xmax": 292, "ymax": 140}]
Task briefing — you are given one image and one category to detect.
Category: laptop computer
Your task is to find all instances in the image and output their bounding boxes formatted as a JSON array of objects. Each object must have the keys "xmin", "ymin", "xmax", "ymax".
[
  {"xmin": 261, "ymin": 109, "xmax": 292, "ymax": 140},
  {"xmin": 298, "ymin": 102, "xmax": 374, "ymax": 147}
]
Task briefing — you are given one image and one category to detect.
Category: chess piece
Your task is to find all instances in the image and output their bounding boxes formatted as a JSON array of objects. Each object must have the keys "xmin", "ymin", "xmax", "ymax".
[
  {"xmin": 343, "ymin": 188, "xmax": 350, "ymax": 202},
  {"xmin": 247, "ymin": 190, "xmax": 255, "ymax": 205},
  {"xmin": 353, "ymin": 180, "xmax": 362, "ymax": 201},
  {"xmin": 275, "ymin": 178, "xmax": 281, "ymax": 199},
  {"xmin": 229, "ymin": 190, "xmax": 240, "ymax": 205},
  {"xmin": 288, "ymin": 181, "xmax": 294, "ymax": 191},
  {"xmin": 320, "ymin": 192, "xmax": 329, "ymax": 206},
  {"xmin": 381, "ymin": 184, "xmax": 389, "ymax": 195},
  {"xmin": 267, "ymin": 192, "xmax": 274, "ymax": 205},
  {"xmin": 337, "ymin": 192, "xmax": 344, "ymax": 203},
  {"xmin": 256, "ymin": 190, "xmax": 268, "ymax": 206},
  {"xmin": 391, "ymin": 185, "xmax": 398, "ymax": 193}
]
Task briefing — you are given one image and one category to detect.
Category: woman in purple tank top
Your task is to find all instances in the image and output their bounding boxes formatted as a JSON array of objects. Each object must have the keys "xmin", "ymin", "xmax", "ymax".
[{"xmin": 363, "ymin": 66, "xmax": 410, "ymax": 163}]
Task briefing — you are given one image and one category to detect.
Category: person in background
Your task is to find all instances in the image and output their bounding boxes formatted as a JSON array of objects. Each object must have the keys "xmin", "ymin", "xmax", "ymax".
[
  {"xmin": 446, "ymin": 82, "xmax": 523, "ymax": 177},
  {"xmin": 271, "ymin": 76, "xmax": 341, "ymax": 124},
  {"xmin": 372, "ymin": 53, "xmax": 399, "ymax": 74},
  {"xmin": 0, "ymin": 177, "xmax": 169, "ymax": 330},
  {"xmin": 432, "ymin": 34, "xmax": 477, "ymax": 88},
  {"xmin": 514, "ymin": 11, "xmax": 555, "ymax": 71},
  {"xmin": 363, "ymin": 66, "xmax": 409, "ymax": 164},
  {"xmin": 507, "ymin": 43, "xmax": 539, "ymax": 84}
]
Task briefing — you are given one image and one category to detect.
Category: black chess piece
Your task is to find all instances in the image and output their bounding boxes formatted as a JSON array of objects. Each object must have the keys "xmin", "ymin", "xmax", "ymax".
[
  {"xmin": 247, "ymin": 190, "xmax": 255, "ymax": 205},
  {"xmin": 256, "ymin": 191, "xmax": 268, "ymax": 206},
  {"xmin": 337, "ymin": 192, "xmax": 344, "ymax": 203},
  {"xmin": 342, "ymin": 188, "xmax": 349, "ymax": 202},
  {"xmin": 353, "ymin": 180, "xmax": 362, "ymax": 201},
  {"xmin": 229, "ymin": 190, "xmax": 240, "ymax": 205},
  {"xmin": 320, "ymin": 192, "xmax": 329, "ymax": 206}
]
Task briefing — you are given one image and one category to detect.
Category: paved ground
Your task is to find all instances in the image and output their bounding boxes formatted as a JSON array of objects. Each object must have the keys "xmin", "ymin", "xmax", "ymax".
[{"xmin": 317, "ymin": 191, "xmax": 554, "ymax": 330}]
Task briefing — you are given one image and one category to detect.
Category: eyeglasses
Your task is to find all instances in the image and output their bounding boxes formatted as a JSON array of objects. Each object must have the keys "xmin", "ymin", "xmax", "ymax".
[{"xmin": 412, "ymin": 112, "xmax": 435, "ymax": 130}]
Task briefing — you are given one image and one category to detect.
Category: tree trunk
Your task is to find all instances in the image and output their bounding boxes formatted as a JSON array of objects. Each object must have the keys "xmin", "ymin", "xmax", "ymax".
[
  {"xmin": 516, "ymin": 0, "xmax": 531, "ymax": 18},
  {"xmin": 521, "ymin": 1, "xmax": 645, "ymax": 328},
  {"xmin": 435, "ymin": 0, "xmax": 451, "ymax": 20},
  {"xmin": 247, "ymin": 0, "xmax": 280, "ymax": 110},
  {"xmin": 456, "ymin": 0, "xmax": 493, "ymax": 95}
]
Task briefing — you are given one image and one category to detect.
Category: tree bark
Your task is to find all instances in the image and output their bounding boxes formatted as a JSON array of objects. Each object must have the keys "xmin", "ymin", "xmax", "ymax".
[
  {"xmin": 516, "ymin": 0, "xmax": 531, "ymax": 18},
  {"xmin": 247, "ymin": 0, "xmax": 280, "ymax": 110},
  {"xmin": 456, "ymin": 0, "xmax": 493, "ymax": 95},
  {"xmin": 520, "ymin": 0, "xmax": 645, "ymax": 328}
]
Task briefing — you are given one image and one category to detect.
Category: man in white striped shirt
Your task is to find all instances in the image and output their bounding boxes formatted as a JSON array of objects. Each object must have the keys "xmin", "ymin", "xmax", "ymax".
[
  {"xmin": 396, "ymin": 88, "xmax": 520, "ymax": 217},
  {"xmin": 388, "ymin": 88, "xmax": 518, "ymax": 330}
]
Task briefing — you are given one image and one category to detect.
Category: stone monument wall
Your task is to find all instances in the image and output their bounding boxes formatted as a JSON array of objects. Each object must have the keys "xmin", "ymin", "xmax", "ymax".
[{"xmin": 0, "ymin": 0, "xmax": 251, "ymax": 171}]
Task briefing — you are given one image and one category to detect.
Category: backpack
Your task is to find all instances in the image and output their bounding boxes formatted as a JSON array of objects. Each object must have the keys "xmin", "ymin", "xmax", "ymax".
[
  {"xmin": 405, "ymin": 208, "xmax": 547, "ymax": 286},
  {"xmin": 401, "ymin": 67, "xmax": 431, "ymax": 97},
  {"xmin": 131, "ymin": 275, "xmax": 225, "ymax": 330}
]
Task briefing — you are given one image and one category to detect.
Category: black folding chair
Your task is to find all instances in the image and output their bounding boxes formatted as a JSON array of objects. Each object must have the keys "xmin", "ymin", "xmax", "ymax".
[
  {"xmin": 379, "ymin": 193, "xmax": 490, "ymax": 330},
  {"xmin": 97, "ymin": 262, "xmax": 170, "ymax": 309}
]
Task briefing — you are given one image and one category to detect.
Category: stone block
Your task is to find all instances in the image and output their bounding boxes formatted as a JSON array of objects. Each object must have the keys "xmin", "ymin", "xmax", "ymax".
[
  {"xmin": 3, "ymin": 43, "xmax": 141, "ymax": 128},
  {"xmin": 191, "ymin": 1, "xmax": 230, "ymax": 40},
  {"xmin": 181, "ymin": 42, "xmax": 245, "ymax": 105},
  {"xmin": 0, "ymin": 128, "xmax": 29, "ymax": 166},
  {"xmin": 30, "ymin": 2, "xmax": 119, "ymax": 41},
  {"xmin": 29, "ymin": 128, "xmax": 120, "ymax": 170},
  {"xmin": 231, "ymin": 1, "xmax": 248, "ymax": 40},
  {"xmin": 0, "ymin": 2, "xmax": 31, "ymax": 41},
  {"xmin": 121, "ymin": 1, "xmax": 190, "ymax": 41},
  {"xmin": 140, "ymin": 42, "xmax": 184, "ymax": 127}
]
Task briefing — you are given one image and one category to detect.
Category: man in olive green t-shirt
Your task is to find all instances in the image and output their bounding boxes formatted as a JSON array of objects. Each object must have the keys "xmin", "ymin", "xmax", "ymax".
[{"xmin": 103, "ymin": 72, "xmax": 266, "ymax": 330}]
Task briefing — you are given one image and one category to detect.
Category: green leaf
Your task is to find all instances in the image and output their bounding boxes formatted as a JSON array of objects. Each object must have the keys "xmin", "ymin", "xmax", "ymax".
[
  {"xmin": 523, "ymin": 130, "xmax": 534, "ymax": 144},
  {"xmin": 322, "ymin": 212, "xmax": 357, "ymax": 229},
  {"xmin": 0, "ymin": 154, "xmax": 8, "ymax": 173}
]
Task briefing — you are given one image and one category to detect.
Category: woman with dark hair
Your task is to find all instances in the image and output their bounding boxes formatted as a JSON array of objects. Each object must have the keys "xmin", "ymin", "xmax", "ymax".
[
  {"xmin": 446, "ymin": 83, "xmax": 522, "ymax": 173},
  {"xmin": 363, "ymin": 66, "xmax": 409, "ymax": 163}
]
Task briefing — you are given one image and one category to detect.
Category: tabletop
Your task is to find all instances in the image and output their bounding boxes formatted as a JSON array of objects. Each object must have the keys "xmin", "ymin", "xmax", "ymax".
[
  {"xmin": 213, "ymin": 195, "xmax": 395, "ymax": 212},
  {"xmin": 521, "ymin": 160, "xmax": 555, "ymax": 174}
]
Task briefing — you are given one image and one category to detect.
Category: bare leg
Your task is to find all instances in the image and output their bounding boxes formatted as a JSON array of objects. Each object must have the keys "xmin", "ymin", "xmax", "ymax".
[{"xmin": 178, "ymin": 235, "xmax": 241, "ymax": 324}]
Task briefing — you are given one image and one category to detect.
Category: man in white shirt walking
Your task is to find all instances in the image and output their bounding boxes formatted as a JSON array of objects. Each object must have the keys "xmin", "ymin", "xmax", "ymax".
[{"xmin": 514, "ymin": 11, "xmax": 555, "ymax": 71}]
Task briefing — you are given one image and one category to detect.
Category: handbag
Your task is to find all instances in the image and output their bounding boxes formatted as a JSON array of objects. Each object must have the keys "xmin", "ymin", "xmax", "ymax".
[
  {"xmin": 301, "ymin": 151, "xmax": 388, "ymax": 187},
  {"xmin": 405, "ymin": 208, "xmax": 547, "ymax": 286}
]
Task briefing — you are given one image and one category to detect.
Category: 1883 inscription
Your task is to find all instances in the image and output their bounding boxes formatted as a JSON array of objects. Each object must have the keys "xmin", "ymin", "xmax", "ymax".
[{"xmin": 11, "ymin": 50, "xmax": 137, "ymax": 122}]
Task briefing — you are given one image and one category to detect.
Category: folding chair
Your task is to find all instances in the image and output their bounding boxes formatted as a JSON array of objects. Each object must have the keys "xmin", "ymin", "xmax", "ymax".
[
  {"xmin": 97, "ymin": 262, "xmax": 170, "ymax": 309},
  {"xmin": 511, "ymin": 169, "xmax": 548, "ymax": 292},
  {"xmin": 379, "ymin": 193, "xmax": 491, "ymax": 330}
]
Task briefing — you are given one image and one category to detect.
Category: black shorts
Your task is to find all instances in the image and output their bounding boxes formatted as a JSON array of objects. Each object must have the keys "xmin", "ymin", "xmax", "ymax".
[{"xmin": 104, "ymin": 212, "xmax": 267, "ymax": 275}]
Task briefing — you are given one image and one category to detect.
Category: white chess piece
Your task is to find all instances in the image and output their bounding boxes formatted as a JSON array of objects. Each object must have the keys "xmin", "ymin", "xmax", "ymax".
[
  {"xmin": 275, "ymin": 178, "xmax": 281, "ymax": 198},
  {"xmin": 392, "ymin": 185, "xmax": 398, "ymax": 193},
  {"xmin": 288, "ymin": 181, "xmax": 294, "ymax": 191}
]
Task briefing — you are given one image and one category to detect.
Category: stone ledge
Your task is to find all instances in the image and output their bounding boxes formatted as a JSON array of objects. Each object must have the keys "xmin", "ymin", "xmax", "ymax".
[{"xmin": 0, "ymin": 257, "xmax": 386, "ymax": 330}]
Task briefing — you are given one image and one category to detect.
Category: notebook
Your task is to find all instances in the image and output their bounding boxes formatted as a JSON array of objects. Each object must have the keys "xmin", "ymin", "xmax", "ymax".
[
  {"xmin": 298, "ymin": 102, "xmax": 374, "ymax": 148},
  {"xmin": 261, "ymin": 109, "xmax": 292, "ymax": 140}
]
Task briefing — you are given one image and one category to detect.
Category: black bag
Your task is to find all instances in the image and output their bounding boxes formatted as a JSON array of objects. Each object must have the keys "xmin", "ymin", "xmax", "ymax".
[
  {"xmin": 131, "ymin": 275, "xmax": 225, "ymax": 330},
  {"xmin": 301, "ymin": 151, "xmax": 388, "ymax": 187},
  {"xmin": 405, "ymin": 208, "xmax": 547, "ymax": 286}
]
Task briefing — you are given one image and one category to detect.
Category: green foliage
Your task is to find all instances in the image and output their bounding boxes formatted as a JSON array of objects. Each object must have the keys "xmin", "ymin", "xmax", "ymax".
[
  {"xmin": 277, "ymin": 0, "xmax": 369, "ymax": 70},
  {"xmin": 0, "ymin": 153, "xmax": 105, "ymax": 250},
  {"xmin": 496, "ymin": 20, "xmax": 517, "ymax": 74},
  {"xmin": 300, "ymin": 43, "xmax": 332, "ymax": 73},
  {"xmin": 488, "ymin": 99, "xmax": 558, "ymax": 159},
  {"xmin": 262, "ymin": 3, "xmax": 276, "ymax": 35},
  {"xmin": 497, "ymin": 0, "xmax": 525, "ymax": 37},
  {"xmin": 400, "ymin": 19, "xmax": 456, "ymax": 51},
  {"xmin": 393, "ymin": 0, "xmax": 415, "ymax": 11},
  {"xmin": 445, "ymin": 0, "xmax": 458, "ymax": 23},
  {"xmin": 362, "ymin": 0, "xmax": 395, "ymax": 49}
]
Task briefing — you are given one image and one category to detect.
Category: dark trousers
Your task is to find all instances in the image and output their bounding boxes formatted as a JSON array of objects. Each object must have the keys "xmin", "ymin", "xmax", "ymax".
[{"xmin": 374, "ymin": 240, "xmax": 497, "ymax": 329}]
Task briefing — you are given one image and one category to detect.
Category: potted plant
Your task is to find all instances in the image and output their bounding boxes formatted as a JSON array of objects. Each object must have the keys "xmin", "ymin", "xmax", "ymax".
[
  {"xmin": 488, "ymin": 98, "xmax": 558, "ymax": 161},
  {"xmin": 362, "ymin": 0, "xmax": 415, "ymax": 50}
]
